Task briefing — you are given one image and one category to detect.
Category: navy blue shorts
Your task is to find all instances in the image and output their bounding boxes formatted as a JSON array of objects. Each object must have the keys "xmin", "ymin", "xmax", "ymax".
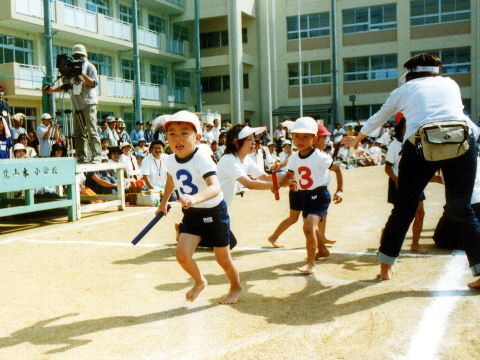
[
  {"xmin": 180, "ymin": 200, "xmax": 231, "ymax": 248},
  {"xmin": 301, "ymin": 186, "xmax": 331, "ymax": 219},
  {"xmin": 289, "ymin": 189, "xmax": 303, "ymax": 211}
]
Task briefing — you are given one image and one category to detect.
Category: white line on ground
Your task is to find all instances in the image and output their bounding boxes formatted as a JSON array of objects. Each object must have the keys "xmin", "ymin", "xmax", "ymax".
[
  {"xmin": 405, "ymin": 254, "xmax": 468, "ymax": 360},
  {"xmin": 0, "ymin": 238, "xmax": 460, "ymax": 258}
]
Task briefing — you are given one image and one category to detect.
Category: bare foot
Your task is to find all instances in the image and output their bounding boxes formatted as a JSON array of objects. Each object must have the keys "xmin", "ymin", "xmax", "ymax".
[
  {"xmin": 220, "ymin": 286, "xmax": 243, "ymax": 304},
  {"xmin": 268, "ymin": 236, "xmax": 285, "ymax": 248},
  {"xmin": 410, "ymin": 244, "xmax": 429, "ymax": 254},
  {"xmin": 175, "ymin": 223, "xmax": 180, "ymax": 242},
  {"xmin": 297, "ymin": 263, "xmax": 315, "ymax": 274},
  {"xmin": 323, "ymin": 238, "xmax": 337, "ymax": 244},
  {"xmin": 380, "ymin": 263, "xmax": 394, "ymax": 280},
  {"xmin": 468, "ymin": 278, "xmax": 480, "ymax": 288},
  {"xmin": 186, "ymin": 277, "xmax": 207, "ymax": 302}
]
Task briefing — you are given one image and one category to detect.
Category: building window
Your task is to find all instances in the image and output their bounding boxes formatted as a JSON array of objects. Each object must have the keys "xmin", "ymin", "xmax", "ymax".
[
  {"xmin": 118, "ymin": 5, "xmax": 141, "ymax": 26},
  {"xmin": 344, "ymin": 104, "xmax": 382, "ymax": 121},
  {"xmin": 243, "ymin": 73, "xmax": 249, "ymax": 89},
  {"xmin": 59, "ymin": 0, "xmax": 73, "ymax": 4},
  {"xmin": 411, "ymin": 0, "xmax": 470, "ymax": 27},
  {"xmin": 200, "ymin": 31, "xmax": 228, "ymax": 49},
  {"xmin": 173, "ymin": 24, "xmax": 189, "ymax": 41},
  {"xmin": 148, "ymin": 15, "xmax": 165, "ymax": 33},
  {"xmin": 411, "ymin": 47, "xmax": 471, "ymax": 74},
  {"xmin": 0, "ymin": 35, "xmax": 34, "ymax": 65},
  {"xmin": 242, "ymin": 28, "xmax": 248, "ymax": 43},
  {"xmin": 89, "ymin": 52, "xmax": 112, "ymax": 76},
  {"xmin": 121, "ymin": 59, "xmax": 144, "ymax": 81},
  {"xmin": 150, "ymin": 65, "xmax": 167, "ymax": 85},
  {"xmin": 175, "ymin": 71, "xmax": 190, "ymax": 88},
  {"xmin": 287, "ymin": 12, "xmax": 330, "ymax": 40},
  {"xmin": 86, "ymin": 0, "xmax": 110, "ymax": 16},
  {"xmin": 344, "ymin": 54, "xmax": 397, "ymax": 82},
  {"xmin": 343, "ymin": 4, "xmax": 396, "ymax": 34},
  {"xmin": 201, "ymin": 75, "xmax": 230, "ymax": 93},
  {"xmin": 288, "ymin": 60, "xmax": 331, "ymax": 86}
]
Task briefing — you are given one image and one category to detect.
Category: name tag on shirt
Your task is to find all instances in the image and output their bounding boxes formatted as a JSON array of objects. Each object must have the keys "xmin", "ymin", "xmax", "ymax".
[
  {"xmin": 311, "ymin": 195, "xmax": 318, "ymax": 200},
  {"xmin": 203, "ymin": 217, "xmax": 213, "ymax": 223}
]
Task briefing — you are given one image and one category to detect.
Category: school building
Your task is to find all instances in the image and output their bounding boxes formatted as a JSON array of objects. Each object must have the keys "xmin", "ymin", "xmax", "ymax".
[{"xmin": 0, "ymin": 0, "xmax": 478, "ymax": 131}]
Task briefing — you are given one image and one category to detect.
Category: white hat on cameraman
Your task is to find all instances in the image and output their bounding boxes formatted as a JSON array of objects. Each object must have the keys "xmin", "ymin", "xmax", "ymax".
[
  {"xmin": 72, "ymin": 44, "xmax": 87, "ymax": 57},
  {"xmin": 291, "ymin": 117, "xmax": 318, "ymax": 135},
  {"xmin": 41, "ymin": 113, "xmax": 53, "ymax": 120}
]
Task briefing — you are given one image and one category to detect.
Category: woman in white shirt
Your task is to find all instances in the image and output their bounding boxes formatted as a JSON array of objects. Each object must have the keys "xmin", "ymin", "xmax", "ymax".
[
  {"xmin": 119, "ymin": 142, "xmax": 141, "ymax": 186},
  {"xmin": 344, "ymin": 53, "xmax": 480, "ymax": 287}
]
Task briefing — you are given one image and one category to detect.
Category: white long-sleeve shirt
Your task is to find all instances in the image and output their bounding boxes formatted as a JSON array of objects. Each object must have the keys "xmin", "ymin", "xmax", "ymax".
[{"xmin": 360, "ymin": 76, "xmax": 479, "ymax": 142}]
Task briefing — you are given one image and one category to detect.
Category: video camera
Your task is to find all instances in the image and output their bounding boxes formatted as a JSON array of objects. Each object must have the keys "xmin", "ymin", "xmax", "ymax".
[{"xmin": 56, "ymin": 54, "xmax": 84, "ymax": 78}]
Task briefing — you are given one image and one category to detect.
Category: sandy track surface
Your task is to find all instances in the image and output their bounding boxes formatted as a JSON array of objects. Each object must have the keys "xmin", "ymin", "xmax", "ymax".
[{"xmin": 0, "ymin": 166, "xmax": 478, "ymax": 359}]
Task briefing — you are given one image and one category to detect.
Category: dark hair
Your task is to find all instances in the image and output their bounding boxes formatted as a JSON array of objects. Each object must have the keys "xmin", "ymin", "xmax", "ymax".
[
  {"xmin": 108, "ymin": 146, "xmax": 122, "ymax": 158},
  {"xmin": 149, "ymin": 139, "xmax": 164, "ymax": 153},
  {"xmin": 404, "ymin": 53, "xmax": 442, "ymax": 82},
  {"xmin": 325, "ymin": 145, "xmax": 332, "ymax": 151},
  {"xmin": 225, "ymin": 124, "xmax": 248, "ymax": 156},
  {"xmin": 211, "ymin": 140, "xmax": 218, "ymax": 146},
  {"xmin": 101, "ymin": 138, "xmax": 109, "ymax": 143},
  {"xmin": 394, "ymin": 118, "xmax": 406, "ymax": 142},
  {"xmin": 101, "ymin": 120, "xmax": 107, "ymax": 126}
]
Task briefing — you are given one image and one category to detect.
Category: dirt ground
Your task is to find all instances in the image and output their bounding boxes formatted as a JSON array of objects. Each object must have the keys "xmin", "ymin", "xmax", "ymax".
[{"xmin": 0, "ymin": 166, "xmax": 479, "ymax": 360}]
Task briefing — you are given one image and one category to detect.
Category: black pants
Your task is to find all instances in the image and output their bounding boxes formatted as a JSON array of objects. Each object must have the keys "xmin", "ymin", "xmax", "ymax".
[{"xmin": 379, "ymin": 137, "xmax": 480, "ymax": 276}]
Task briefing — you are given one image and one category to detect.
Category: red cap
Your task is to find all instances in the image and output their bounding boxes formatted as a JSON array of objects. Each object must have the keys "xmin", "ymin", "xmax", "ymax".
[
  {"xmin": 317, "ymin": 124, "xmax": 332, "ymax": 137},
  {"xmin": 395, "ymin": 112, "xmax": 404, "ymax": 124}
]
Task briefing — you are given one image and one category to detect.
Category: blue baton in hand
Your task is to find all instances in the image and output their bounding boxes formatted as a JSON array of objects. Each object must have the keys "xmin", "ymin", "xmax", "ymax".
[{"xmin": 132, "ymin": 205, "xmax": 171, "ymax": 246}]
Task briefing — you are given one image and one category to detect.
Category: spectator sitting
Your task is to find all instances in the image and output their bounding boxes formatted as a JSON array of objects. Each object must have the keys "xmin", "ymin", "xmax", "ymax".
[
  {"xmin": 332, "ymin": 122, "xmax": 346, "ymax": 159},
  {"xmin": 370, "ymin": 139, "xmax": 384, "ymax": 165},
  {"xmin": 325, "ymin": 144, "xmax": 332, "ymax": 157},
  {"xmin": 141, "ymin": 140, "xmax": 169, "ymax": 194},
  {"xmin": 120, "ymin": 142, "xmax": 141, "ymax": 185},
  {"xmin": 134, "ymin": 138, "xmax": 148, "ymax": 156},
  {"xmin": 144, "ymin": 121, "xmax": 154, "ymax": 143},
  {"xmin": 346, "ymin": 125, "xmax": 355, "ymax": 137},
  {"xmin": 13, "ymin": 143, "xmax": 27, "ymax": 159},
  {"xmin": 203, "ymin": 122, "xmax": 215, "ymax": 144},
  {"xmin": 28, "ymin": 129, "xmax": 39, "ymax": 154},
  {"xmin": 117, "ymin": 119, "xmax": 131, "ymax": 144},
  {"xmin": 10, "ymin": 113, "xmax": 27, "ymax": 141},
  {"xmin": 211, "ymin": 140, "xmax": 221, "ymax": 163},
  {"xmin": 0, "ymin": 116, "xmax": 12, "ymax": 159},
  {"xmin": 50, "ymin": 142, "xmax": 67, "ymax": 157},
  {"xmin": 278, "ymin": 139, "xmax": 292, "ymax": 163},
  {"xmin": 85, "ymin": 169, "xmax": 117, "ymax": 195},
  {"xmin": 17, "ymin": 133, "xmax": 37, "ymax": 158},
  {"xmin": 130, "ymin": 121, "xmax": 144, "ymax": 146},
  {"xmin": 98, "ymin": 120, "xmax": 108, "ymax": 139},
  {"xmin": 135, "ymin": 152, "xmax": 144, "ymax": 167},
  {"xmin": 100, "ymin": 138, "xmax": 109, "ymax": 158}
]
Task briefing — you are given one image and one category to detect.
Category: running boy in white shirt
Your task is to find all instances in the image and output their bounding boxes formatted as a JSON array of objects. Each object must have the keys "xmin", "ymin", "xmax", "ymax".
[
  {"xmin": 156, "ymin": 110, "xmax": 242, "ymax": 304},
  {"xmin": 276, "ymin": 117, "xmax": 343, "ymax": 274}
]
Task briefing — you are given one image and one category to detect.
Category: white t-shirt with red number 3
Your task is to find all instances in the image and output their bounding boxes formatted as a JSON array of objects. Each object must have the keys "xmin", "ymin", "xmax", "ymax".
[{"xmin": 287, "ymin": 148, "xmax": 333, "ymax": 190}]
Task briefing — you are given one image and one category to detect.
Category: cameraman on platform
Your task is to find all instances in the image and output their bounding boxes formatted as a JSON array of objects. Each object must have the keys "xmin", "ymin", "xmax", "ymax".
[{"xmin": 44, "ymin": 44, "xmax": 102, "ymax": 164}]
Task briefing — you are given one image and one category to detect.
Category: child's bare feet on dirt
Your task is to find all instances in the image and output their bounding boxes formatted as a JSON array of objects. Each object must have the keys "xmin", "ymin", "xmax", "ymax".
[
  {"xmin": 297, "ymin": 263, "xmax": 315, "ymax": 274},
  {"xmin": 410, "ymin": 244, "xmax": 429, "ymax": 254},
  {"xmin": 268, "ymin": 236, "xmax": 284, "ymax": 248},
  {"xmin": 315, "ymin": 248, "xmax": 330, "ymax": 259},
  {"xmin": 468, "ymin": 278, "xmax": 480, "ymax": 288},
  {"xmin": 186, "ymin": 277, "xmax": 207, "ymax": 302},
  {"xmin": 220, "ymin": 286, "xmax": 243, "ymax": 304},
  {"xmin": 380, "ymin": 263, "xmax": 394, "ymax": 280},
  {"xmin": 323, "ymin": 238, "xmax": 337, "ymax": 244}
]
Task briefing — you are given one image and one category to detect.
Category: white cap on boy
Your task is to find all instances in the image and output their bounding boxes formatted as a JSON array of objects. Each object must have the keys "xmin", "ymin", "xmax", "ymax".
[
  {"xmin": 165, "ymin": 110, "xmax": 202, "ymax": 135},
  {"xmin": 238, "ymin": 126, "xmax": 266, "ymax": 140},
  {"xmin": 291, "ymin": 117, "xmax": 318, "ymax": 135}
]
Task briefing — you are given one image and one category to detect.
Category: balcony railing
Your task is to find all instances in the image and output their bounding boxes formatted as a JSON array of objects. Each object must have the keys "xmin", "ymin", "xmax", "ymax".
[
  {"xmin": 18, "ymin": 64, "xmax": 58, "ymax": 90},
  {"xmin": 105, "ymin": 16, "xmax": 132, "ymax": 42},
  {"xmin": 140, "ymin": 82, "xmax": 162, "ymax": 101},
  {"xmin": 107, "ymin": 78, "xmax": 133, "ymax": 98},
  {"xmin": 16, "ymin": 0, "xmax": 55, "ymax": 20},
  {"xmin": 168, "ymin": 88, "xmax": 186, "ymax": 104},
  {"xmin": 138, "ymin": 27, "xmax": 160, "ymax": 49},
  {"xmin": 167, "ymin": 0, "xmax": 183, "ymax": 6},
  {"xmin": 166, "ymin": 38, "xmax": 185, "ymax": 55},
  {"xmin": 64, "ymin": 4, "xmax": 97, "ymax": 33}
]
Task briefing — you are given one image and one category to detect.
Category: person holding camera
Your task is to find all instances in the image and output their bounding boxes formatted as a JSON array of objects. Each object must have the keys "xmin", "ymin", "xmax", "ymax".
[
  {"xmin": 44, "ymin": 44, "xmax": 102, "ymax": 164},
  {"xmin": 37, "ymin": 113, "xmax": 59, "ymax": 157}
]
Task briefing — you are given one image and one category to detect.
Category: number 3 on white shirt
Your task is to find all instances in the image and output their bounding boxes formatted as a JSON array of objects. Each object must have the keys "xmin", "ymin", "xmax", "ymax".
[
  {"xmin": 298, "ymin": 166, "xmax": 313, "ymax": 190},
  {"xmin": 176, "ymin": 169, "xmax": 199, "ymax": 195}
]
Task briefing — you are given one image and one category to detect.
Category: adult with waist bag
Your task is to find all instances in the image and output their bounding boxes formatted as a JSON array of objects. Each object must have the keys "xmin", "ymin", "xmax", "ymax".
[{"xmin": 343, "ymin": 53, "xmax": 480, "ymax": 288}]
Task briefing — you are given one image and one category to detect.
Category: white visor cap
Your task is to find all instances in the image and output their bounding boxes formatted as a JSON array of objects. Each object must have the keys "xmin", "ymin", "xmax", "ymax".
[
  {"xmin": 165, "ymin": 110, "xmax": 202, "ymax": 134},
  {"xmin": 291, "ymin": 117, "xmax": 318, "ymax": 135},
  {"xmin": 238, "ymin": 126, "xmax": 267, "ymax": 140}
]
